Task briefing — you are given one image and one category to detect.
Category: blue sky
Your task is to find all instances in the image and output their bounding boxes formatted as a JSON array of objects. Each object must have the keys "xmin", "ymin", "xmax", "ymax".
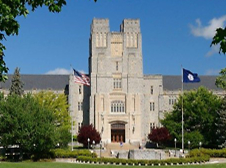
[{"xmin": 3, "ymin": 0, "xmax": 226, "ymax": 75}]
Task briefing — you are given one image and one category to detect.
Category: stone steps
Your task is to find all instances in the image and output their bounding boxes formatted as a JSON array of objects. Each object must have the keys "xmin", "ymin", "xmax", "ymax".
[{"xmin": 96, "ymin": 143, "xmax": 139, "ymax": 158}]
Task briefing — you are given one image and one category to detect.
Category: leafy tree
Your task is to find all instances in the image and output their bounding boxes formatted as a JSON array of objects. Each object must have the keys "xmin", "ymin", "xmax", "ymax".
[
  {"xmin": 0, "ymin": 93, "xmax": 57, "ymax": 159},
  {"xmin": 211, "ymin": 27, "xmax": 226, "ymax": 54},
  {"xmin": 0, "ymin": 0, "xmax": 65, "ymax": 82},
  {"xmin": 215, "ymin": 68, "xmax": 226, "ymax": 90},
  {"xmin": 0, "ymin": 0, "xmax": 97, "ymax": 82},
  {"xmin": 161, "ymin": 87, "xmax": 222, "ymax": 148},
  {"xmin": 77, "ymin": 124, "xmax": 101, "ymax": 148},
  {"xmin": 9, "ymin": 67, "xmax": 24, "ymax": 96},
  {"xmin": 148, "ymin": 127, "xmax": 171, "ymax": 147},
  {"xmin": 34, "ymin": 91, "xmax": 71, "ymax": 148},
  {"xmin": 216, "ymin": 96, "xmax": 226, "ymax": 148},
  {"xmin": 184, "ymin": 131, "xmax": 204, "ymax": 149}
]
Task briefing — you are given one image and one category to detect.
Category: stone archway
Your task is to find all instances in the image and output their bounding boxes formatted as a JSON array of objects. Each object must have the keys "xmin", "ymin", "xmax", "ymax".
[{"xmin": 111, "ymin": 123, "xmax": 125, "ymax": 143}]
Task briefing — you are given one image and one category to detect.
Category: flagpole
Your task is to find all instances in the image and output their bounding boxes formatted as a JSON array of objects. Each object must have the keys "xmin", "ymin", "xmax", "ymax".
[
  {"xmin": 181, "ymin": 66, "xmax": 184, "ymax": 153},
  {"xmin": 70, "ymin": 64, "xmax": 73, "ymax": 151}
]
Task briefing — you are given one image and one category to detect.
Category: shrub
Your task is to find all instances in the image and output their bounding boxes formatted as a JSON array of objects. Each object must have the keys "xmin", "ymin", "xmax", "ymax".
[
  {"xmin": 51, "ymin": 149, "xmax": 97, "ymax": 158},
  {"xmin": 77, "ymin": 124, "xmax": 101, "ymax": 148},
  {"xmin": 189, "ymin": 148, "xmax": 226, "ymax": 158},
  {"xmin": 148, "ymin": 127, "xmax": 171, "ymax": 147},
  {"xmin": 76, "ymin": 155, "xmax": 209, "ymax": 165}
]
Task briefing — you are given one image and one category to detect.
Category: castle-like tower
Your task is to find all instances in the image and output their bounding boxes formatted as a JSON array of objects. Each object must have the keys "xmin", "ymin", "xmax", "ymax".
[
  {"xmin": 68, "ymin": 18, "xmax": 222, "ymax": 147},
  {"xmin": 0, "ymin": 18, "xmax": 222, "ymax": 148},
  {"xmin": 89, "ymin": 19, "xmax": 144, "ymax": 144}
]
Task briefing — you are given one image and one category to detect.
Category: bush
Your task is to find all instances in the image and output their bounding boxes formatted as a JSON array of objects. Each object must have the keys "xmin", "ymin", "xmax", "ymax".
[
  {"xmin": 51, "ymin": 149, "xmax": 97, "ymax": 158},
  {"xmin": 0, "ymin": 155, "xmax": 6, "ymax": 161},
  {"xmin": 189, "ymin": 148, "xmax": 226, "ymax": 158},
  {"xmin": 77, "ymin": 125, "xmax": 101, "ymax": 148},
  {"xmin": 76, "ymin": 155, "xmax": 209, "ymax": 165}
]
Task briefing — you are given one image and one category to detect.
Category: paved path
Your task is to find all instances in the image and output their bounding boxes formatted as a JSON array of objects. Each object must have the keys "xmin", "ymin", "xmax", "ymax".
[{"xmin": 207, "ymin": 158, "xmax": 226, "ymax": 164}]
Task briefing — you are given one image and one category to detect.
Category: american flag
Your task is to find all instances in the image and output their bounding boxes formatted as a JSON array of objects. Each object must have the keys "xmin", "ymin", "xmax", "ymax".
[{"xmin": 73, "ymin": 69, "xmax": 90, "ymax": 86}]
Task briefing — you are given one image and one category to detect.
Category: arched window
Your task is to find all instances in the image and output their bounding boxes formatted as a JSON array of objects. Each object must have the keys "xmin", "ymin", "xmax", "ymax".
[{"xmin": 111, "ymin": 100, "xmax": 125, "ymax": 113}]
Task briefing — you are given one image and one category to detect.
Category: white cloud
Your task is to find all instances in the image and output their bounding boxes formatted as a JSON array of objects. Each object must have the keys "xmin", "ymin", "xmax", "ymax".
[
  {"xmin": 45, "ymin": 68, "xmax": 88, "ymax": 75},
  {"xmin": 45, "ymin": 68, "xmax": 71, "ymax": 75},
  {"xmin": 205, "ymin": 69, "xmax": 220, "ymax": 75},
  {"xmin": 205, "ymin": 44, "xmax": 220, "ymax": 57},
  {"xmin": 190, "ymin": 15, "xmax": 226, "ymax": 39},
  {"xmin": 78, "ymin": 70, "xmax": 87, "ymax": 74}
]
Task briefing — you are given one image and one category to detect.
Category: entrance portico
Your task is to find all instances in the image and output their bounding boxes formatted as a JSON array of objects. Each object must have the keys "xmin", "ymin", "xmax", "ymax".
[{"xmin": 111, "ymin": 123, "xmax": 125, "ymax": 143}]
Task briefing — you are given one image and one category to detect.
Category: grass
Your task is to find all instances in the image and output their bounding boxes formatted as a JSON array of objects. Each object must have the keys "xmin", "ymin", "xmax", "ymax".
[{"xmin": 1, "ymin": 162, "xmax": 226, "ymax": 168}]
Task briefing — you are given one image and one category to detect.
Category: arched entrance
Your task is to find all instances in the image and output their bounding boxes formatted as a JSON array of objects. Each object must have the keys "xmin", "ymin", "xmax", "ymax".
[{"xmin": 111, "ymin": 123, "xmax": 125, "ymax": 143}]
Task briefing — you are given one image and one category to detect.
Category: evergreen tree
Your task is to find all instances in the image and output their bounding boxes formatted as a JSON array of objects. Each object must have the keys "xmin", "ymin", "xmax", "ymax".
[
  {"xmin": 216, "ymin": 96, "xmax": 226, "ymax": 148},
  {"xmin": 9, "ymin": 67, "xmax": 24, "ymax": 96}
]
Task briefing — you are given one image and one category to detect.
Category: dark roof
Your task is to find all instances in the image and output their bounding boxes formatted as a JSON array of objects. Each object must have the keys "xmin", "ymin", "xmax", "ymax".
[
  {"xmin": 163, "ymin": 75, "xmax": 222, "ymax": 91},
  {"xmin": 1, "ymin": 74, "xmax": 222, "ymax": 92},
  {"xmin": 0, "ymin": 75, "xmax": 69, "ymax": 90}
]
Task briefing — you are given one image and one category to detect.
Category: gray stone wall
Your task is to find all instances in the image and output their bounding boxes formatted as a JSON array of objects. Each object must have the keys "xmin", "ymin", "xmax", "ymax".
[{"xmin": 129, "ymin": 149, "xmax": 166, "ymax": 160}]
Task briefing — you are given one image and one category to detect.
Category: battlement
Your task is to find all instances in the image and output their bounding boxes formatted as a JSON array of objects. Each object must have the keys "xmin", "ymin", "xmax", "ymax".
[
  {"xmin": 91, "ymin": 18, "xmax": 109, "ymax": 33},
  {"xmin": 120, "ymin": 19, "xmax": 140, "ymax": 33}
]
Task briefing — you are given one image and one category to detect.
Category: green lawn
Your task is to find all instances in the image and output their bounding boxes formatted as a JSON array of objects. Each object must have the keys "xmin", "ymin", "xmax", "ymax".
[{"xmin": 1, "ymin": 162, "xmax": 226, "ymax": 168}]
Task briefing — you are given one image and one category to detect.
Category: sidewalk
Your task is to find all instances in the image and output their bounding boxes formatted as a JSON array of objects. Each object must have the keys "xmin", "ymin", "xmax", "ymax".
[{"xmin": 207, "ymin": 158, "xmax": 226, "ymax": 164}]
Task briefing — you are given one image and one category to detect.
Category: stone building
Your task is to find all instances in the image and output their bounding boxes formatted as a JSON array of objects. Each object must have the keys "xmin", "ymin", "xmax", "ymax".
[
  {"xmin": 0, "ymin": 18, "xmax": 224, "ymax": 147},
  {"xmin": 68, "ymin": 18, "xmax": 224, "ymax": 146}
]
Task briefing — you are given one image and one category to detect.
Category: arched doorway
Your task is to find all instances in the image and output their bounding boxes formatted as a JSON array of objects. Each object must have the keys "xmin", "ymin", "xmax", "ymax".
[{"xmin": 111, "ymin": 123, "xmax": 125, "ymax": 143}]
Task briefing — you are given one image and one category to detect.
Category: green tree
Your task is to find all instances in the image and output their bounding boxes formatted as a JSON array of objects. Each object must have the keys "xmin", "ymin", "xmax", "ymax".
[
  {"xmin": 0, "ymin": 0, "xmax": 65, "ymax": 82},
  {"xmin": 161, "ymin": 87, "xmax": 222, "ymax": 148},
  {"xmin": 0, "ymin": 93, "xmax": 56, "ymax": 159},
  {"xmin": 34, "ymin": 91, "xmax": 71, "ymax": 148},
  {"xmin": 0, "ymin": 0, "xmax": 97, "ymax": 82},
  {"xmin": 9, "ymin": 67, "xmax": 24, "ymax": 96},
  {"xmin": 211, "ymin": 27, "xmax": 226, "ymax": 54},
  {"xmin": 216, "ymin": 96, "xmax": 226, "ymax": 148},
  {"xmin": 215, "ymin": 68, "xmax": 226, "ymax": 90}
]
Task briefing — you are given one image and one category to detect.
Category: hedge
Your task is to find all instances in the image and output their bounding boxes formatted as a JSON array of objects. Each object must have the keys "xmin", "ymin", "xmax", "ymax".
[
  {"xmin": 76, "ymin": 155, "xmax": 210, "ymax": 166},
  {"xmin": 189, "ymin": 148, "xmax": 226, "ymax": 158},
  {"xmin": 51, "ymin": 149, "xmax": 97, "ymax": 158}
]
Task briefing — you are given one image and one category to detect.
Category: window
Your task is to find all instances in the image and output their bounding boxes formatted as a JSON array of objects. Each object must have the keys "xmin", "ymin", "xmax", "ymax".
[
  {"xmin": 116, "ymin": 62, "xmax": 119, "ymax": 71},
  {"xmin": 150, "ymin": 122, "xmax": 156, "ymax": 132},
  {"xmin": 113, "ymin": 78, "xmax": 122, "ymax": 89},
  {"xmin": 78, "ymin": 102, "xmax": 83, "ymax": 111},
  {"xmin": 78, "ymin": 122, "xmax": 83, "ymax": 130},
  {"xmin": 150, "ymin": 102, "xmax": 155, "ymax": 111},
  {"xmin": 96, "ymin": 32, "xmax": 107, "ymax": 48},
  {"xmin": 111, "ymin": 100, "xmax": 125, "ymax": 113},
  {"xmin": 151, "ymin": 86, "xmax": 153, "ymax": 95},
  {"xmin": 169, "ymin": 97, "xmax": 177, "ymax": 105},
  {"xmin": 96, "ymin": 33, "xmax": 99, "ymax": 47},
  {"xmin": 79, "ymin": 85, "xmax": 82, "ymax": 94}
]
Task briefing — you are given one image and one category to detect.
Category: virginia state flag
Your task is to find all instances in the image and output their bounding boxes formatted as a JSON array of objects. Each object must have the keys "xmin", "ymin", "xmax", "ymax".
[{"xmin": 183, "ymin": 68, "xmax": 200, "ymax": 83}]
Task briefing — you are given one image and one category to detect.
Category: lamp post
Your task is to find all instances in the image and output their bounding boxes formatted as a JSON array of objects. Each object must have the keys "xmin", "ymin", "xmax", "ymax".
[
  {"xmin": 174, "ymin": 138, "xmax": 177, "ymax": 157},
  {"xmin": 100, "ymin": 141, "xmax": 102, "ymax": 158},
  {"xmin": 92, "ymin": 140, "xmax": 95, "ymax": 158},
  {"xmin": 199, "ymin": 141, "xmax": 202, "ymax": 149},
  {"xmin": 92, "ymin": 140, "xmax": 95, "ymax": 149},
  {"xmin": 188, "ymin": 141, "xmax": 190, "ymax": 154},
  {"xmin": 88, "ymin": 138, "xmax": 90, "ymax": 150}
]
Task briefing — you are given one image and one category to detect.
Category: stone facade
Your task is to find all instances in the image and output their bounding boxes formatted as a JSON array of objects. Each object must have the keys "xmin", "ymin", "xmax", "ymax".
[
  {"xmin": 1, "ymin": 18, "xmax": 224, "ymax": 148},
  {"xmin": 68, "ymin": 18, "xmax": 225, "ymax": 147}
]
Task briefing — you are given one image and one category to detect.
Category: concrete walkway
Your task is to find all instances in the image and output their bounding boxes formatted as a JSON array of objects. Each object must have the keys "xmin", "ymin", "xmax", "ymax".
[{"xmin": 207, "ymin": 158, "xmax": 226, "ymax": 164}]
